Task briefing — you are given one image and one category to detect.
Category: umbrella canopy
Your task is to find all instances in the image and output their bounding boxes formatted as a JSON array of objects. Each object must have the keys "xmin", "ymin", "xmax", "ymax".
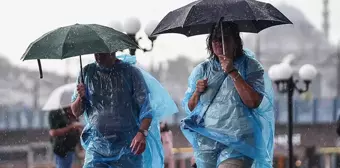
[
  {"xmin": 22, "ymin": 24, "xmax": 138, "ymax": 60},
  {"xmin": 42, "ymin": 83, "xmax": 76, "ymax": 111},
  {"xmin": 152, "ymin": 0, "xmax": 292, "ymax": 36},
  {"xmin": 21, "ymin": 23, "xmax": 139, "ymax": 79}
]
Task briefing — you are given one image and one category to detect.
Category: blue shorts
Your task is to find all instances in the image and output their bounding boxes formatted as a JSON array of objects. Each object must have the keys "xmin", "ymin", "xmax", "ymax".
[
  {"xmin": 193, "ymin": 135, "xmax": 253, "ymax": 168},
  {"xmin": 55, "ymin": 152, "xmax": 75, "ymax": 168}
]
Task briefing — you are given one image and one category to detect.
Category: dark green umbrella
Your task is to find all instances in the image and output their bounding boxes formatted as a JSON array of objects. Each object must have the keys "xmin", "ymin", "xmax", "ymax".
[{"xmin": 21, "ymin": 23, "xmax": 139, "ymax": 81}]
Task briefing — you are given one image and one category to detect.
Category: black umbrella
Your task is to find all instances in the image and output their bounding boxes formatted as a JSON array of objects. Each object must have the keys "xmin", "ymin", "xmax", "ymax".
[{"xmin": 151, "ymin": 0, "xmax": 292, "ymax": 36}]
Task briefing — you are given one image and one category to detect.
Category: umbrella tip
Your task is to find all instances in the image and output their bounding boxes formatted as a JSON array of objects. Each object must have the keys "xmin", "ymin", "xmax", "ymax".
[{"xmin": 37, "ymin": 59, "xmax": 43, "ymax": 79}]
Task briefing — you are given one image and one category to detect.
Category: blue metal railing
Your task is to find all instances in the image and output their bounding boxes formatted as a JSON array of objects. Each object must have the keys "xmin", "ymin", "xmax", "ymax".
[{"xmin": 275, "ymin": 98, "xmax": 340, "ymax": 124}]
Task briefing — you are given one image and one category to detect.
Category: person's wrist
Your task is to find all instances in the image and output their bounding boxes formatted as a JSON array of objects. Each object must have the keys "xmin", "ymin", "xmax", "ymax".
[
  {"xmin": 229, "ymin": 70, "xmax": 241, "ymax": 82},
  {"xmin": 193, "ymin": 90, "xmax": 201, "ymax": 96},
  {"xmin": 138, "ymin": 129, "xmax": 148, "ymax": 137},
  {"xmin": 77, "ymin": 96, "xmax": 83, "ymax": 102},
  {"xmin": 139, "ymin": 132, "xmax": 146, "ymax": 138},
  {"xmin": 68, "ymin": 125, "xmax": 75, "ymax": 131},
  {"xmin": 226, "ymin": 67, "xmax": 238, "ymax": 75},
  {"xmin": 225, "ymin": 66, "xmax": 236, "ymax": 74}
]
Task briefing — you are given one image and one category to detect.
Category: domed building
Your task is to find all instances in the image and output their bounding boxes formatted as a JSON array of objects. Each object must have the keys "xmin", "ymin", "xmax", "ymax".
[
  {"xmin": 243, "ymin": 3, "xmax": 337, "ymax": 98},
  {"xmin": 241, "ymin": 4, "xmax": 340, "ymax": 167}
]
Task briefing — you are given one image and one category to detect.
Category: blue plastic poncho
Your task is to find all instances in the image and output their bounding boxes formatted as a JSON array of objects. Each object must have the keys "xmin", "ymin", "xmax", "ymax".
[
  {"xmin": 181, "ymin": 49, "xmax": 275, "ymax": 168},
  {"xmin": 72, "ymin": 55, "xmax": 178, "ymax": 168}
]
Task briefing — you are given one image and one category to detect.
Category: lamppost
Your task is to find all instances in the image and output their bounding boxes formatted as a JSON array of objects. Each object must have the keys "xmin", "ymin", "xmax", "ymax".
[
  {"xmin": 111, "ymin": 18, "xmax": 159, "ymax": 77},
  {"xmin": 110, "ymin": 17, "xmax": 159, "ymax": 55},
  {"xmin": 122, "ymin": 17, "xmax": 142, "ymax": 56},
  {"xmin": 268, "ymin": 61, "xmax": 317, "ymax": 168},
  {"xmin": 143, "ymin": 20, "xmax": 159, "ymax": 52},
  {"xmin": 143, "ymin": 20, "xmax": 160, "ymax": 77},
  {"xmin": 337, "ymin": 40, "xmax": 340, "ymax": 97}
]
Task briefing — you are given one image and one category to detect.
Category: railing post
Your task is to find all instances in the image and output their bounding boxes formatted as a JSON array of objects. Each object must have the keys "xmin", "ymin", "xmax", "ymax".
[
  {"xmin": 27, "ymin": 145, "xmax": 34, "ymax": 168},
  {"xmin": 333, "ymin": 98, "xmax": 338, "ymax": 122},
  {"xmin": 47, "ymin": 143, "xmax": 53, "ymax": 166},
  {"xmin": 275, "ymin": 100, "xmax": 280, "ymax": 121},
  {"xmin": 312, "ymin": 98, "xmax": 318, "ymax": 124}
]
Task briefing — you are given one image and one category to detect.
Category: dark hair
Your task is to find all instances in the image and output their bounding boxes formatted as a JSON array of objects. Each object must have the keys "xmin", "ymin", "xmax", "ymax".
[
  {"xmin": 206, "ymin": 23, "xmax": 244, "ymax": 59},
  {"xmin": 191, "ymin": 163, "xmax": 197, "ymax": 168},
  {"xmin": 94, "ymin": 52, "xmax": 116, "ymax": 57},
  {"xmin": 160, "ymin": 122, "xmax": 170, "ymax": 132}
]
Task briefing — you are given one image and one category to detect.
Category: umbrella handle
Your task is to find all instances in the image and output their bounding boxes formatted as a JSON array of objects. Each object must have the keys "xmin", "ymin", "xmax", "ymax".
[
  {"xmin": 37, "ymin": 59, "xmax": 43, "ymax": 79},
  {"xmin": 79, "ymin": 55, "xmax": 84, "ymax": 83},
  {"xmin": 219, "ymin": 17, "xmax": 226, "ymax": 56},
  {"xmin": 79, "ymin": 55, "xmax": 88, "ymax": 106},
  {"xmin": 79, "ymin": 55, "xmax": 88, "ymax": 108}
]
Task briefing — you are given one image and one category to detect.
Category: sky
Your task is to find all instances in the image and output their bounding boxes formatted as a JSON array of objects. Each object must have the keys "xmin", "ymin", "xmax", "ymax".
[{"xmin": 0, "ymin": 0, "xmax": 339, "ymax": 77}]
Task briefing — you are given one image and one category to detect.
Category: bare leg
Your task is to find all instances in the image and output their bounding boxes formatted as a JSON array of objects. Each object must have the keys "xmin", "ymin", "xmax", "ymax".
[
  {"xmin": 167, "ymin": 156, "xmax": 175, "ymax": 168},
  {"xmin": 218, "ymin": 158, "xmax": 252, "ymax": 168}
]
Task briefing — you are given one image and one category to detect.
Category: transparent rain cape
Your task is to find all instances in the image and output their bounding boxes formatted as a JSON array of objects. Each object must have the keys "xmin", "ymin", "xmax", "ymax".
[
  {"xmin": 72, "ymin": 55, "xmax": 178, "ymax": 168},
  {"xmin": 181, "ymin": 49, "xmax": 275, "ymax": 168}
]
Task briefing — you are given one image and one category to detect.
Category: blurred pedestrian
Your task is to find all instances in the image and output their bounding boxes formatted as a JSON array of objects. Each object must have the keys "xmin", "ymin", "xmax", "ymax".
[
  {"xmin": 191, "ymin": 156, "xmax": 197, "ymax": 168},
  {"xmin": 48, "ymin": 106, "xmax": 83, "ymax": 168},
  {"xmin": 71, "ymin": 53, "xmax": 170, "ymax": 167},
  {"xmin": 160, "ymin": 122, "xmax": 175, "ymax": 168}
]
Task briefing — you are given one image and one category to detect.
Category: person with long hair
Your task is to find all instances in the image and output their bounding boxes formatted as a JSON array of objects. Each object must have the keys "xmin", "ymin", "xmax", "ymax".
[{"xmin": 181, "ymin": 23, "xmax": 275, "ymax": 168}]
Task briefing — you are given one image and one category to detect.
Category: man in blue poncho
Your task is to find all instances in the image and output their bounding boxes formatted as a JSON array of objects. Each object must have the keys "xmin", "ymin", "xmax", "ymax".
[
  {"xmin": 181, "ymin": 23, "xmax": 275, "ymax": 168},
  {"xmin": 70, "ymin": 52, "xmax": 159, "ymax": 168}
]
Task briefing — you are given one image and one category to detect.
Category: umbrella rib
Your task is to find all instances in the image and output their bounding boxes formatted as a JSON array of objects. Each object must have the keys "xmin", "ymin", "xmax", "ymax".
[
  {"xmin": 245, "ymin": 0, "xmax": 266, "ymax": 32},
  {"xmin": 61, "ymin": 26, "xmax": 73, "ymax": 59},
  {"xmin": 182, "ymin": 0, "xmax": 202, "ymax": 27},
  {"xmin": 22, "ymin": 27, "xmax": 64, "ymax": 60},
  {"xmin": 84, "ymin": 25, "xmax": 111, "ymax": 53},
  {"xmin": 245, "ymin": 0, "xmax": 258, "ymax": 21}
]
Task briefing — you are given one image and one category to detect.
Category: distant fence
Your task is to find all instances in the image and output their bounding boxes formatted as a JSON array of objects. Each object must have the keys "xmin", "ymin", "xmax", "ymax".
[
  {"xmin": 0, "ymin": 98, "xmax": 340, "ymax": 131},
  {"xmin": 0, "ymin": 142, "xmax": 84, "ymax": 168},
  {"xmin": 0, "ymin": 142, "xmax": 52, "ymax": 168}
]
